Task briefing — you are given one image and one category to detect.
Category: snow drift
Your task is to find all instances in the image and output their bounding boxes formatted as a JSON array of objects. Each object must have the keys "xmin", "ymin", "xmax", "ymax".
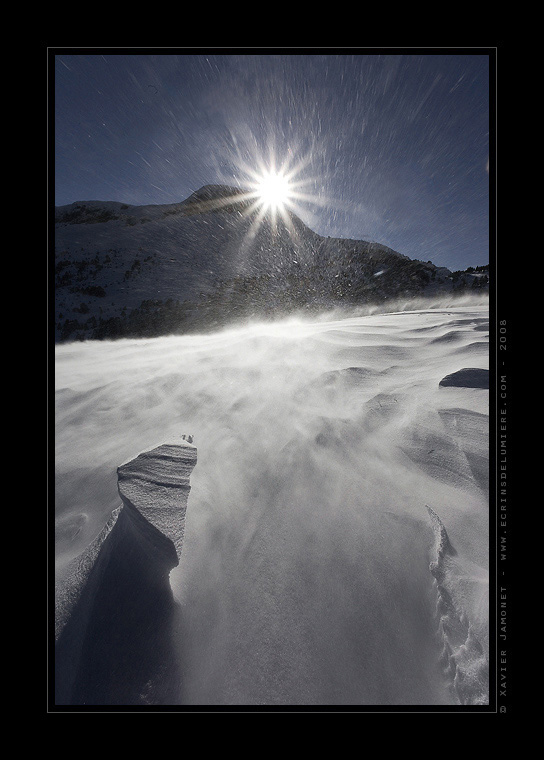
[
  {"xmin": 54, "ymin": 300, "xmax": 489, "ymax": 707},
  {"xmin": 54, "ymin": 438, "xmax": 196, "ymax": 705}
]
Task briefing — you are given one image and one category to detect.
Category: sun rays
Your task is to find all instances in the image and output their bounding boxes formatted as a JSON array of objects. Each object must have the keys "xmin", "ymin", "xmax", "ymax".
[
  {"xmin": 213, "ymin": 144, "xmax": 327, "ymax": 245},
  {"xmin": 185, "ymin": 137, "xmax": 331, "ymax": 255}
]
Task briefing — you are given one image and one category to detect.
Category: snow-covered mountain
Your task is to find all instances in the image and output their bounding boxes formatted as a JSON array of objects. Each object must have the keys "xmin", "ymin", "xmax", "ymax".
[{"xmin": 54, "ymin": 185, "xmax": 488, "ymax": 342}]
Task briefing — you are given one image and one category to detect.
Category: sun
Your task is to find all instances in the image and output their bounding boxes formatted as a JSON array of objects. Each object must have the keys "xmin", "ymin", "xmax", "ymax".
[
  {"xmin": 214, "ymin": 139, "xmax": 329, "ymax": 239},
  {"xmin": 256, "ymin": 171, "xmax": 292, "ymax": 211}
]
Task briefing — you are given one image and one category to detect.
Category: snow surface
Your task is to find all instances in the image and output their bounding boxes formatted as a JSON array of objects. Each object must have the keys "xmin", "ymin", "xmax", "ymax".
[
  {"xmin": 118, "ymin": 439, "xmax": 197, "ymax": 560},
  {"xmin": 54, "ymin": 301, "xmax": 489, "ymax": 707}
]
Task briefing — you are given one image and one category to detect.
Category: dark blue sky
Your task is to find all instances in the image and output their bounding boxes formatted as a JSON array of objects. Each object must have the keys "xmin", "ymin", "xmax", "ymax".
[{"xmin": 54, "ymin": 50, "xmax": 491, "ymax": 270}]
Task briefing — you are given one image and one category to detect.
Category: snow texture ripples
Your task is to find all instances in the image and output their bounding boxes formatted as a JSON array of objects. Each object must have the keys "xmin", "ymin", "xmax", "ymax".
[{"xmin": 54, "ymin": 302, "xmax": 489, "ymax": 707}]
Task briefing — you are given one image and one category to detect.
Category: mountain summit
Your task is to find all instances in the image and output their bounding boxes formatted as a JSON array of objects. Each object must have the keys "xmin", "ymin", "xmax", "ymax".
[{"xmin": 54, "ymin": 185, "xmax": 488, "ymax": 341}]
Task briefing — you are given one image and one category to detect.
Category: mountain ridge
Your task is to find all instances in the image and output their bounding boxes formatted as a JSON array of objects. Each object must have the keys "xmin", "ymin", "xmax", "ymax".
[{"xmin": 54, "ymin": 185, "xmax": 489, "ymax": 342}]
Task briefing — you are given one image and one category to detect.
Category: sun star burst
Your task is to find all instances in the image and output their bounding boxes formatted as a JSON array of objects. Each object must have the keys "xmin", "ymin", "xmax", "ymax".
[
  {"xmin": 255, "ymin": 171, "xmax": 292, "ymax": 211},
  {"xmin": 213, "ymin": 139, "xmax": 331, "ymax": 245}
]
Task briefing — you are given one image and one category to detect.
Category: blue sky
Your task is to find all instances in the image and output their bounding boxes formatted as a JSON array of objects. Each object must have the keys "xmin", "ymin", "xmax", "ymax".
[{"xmin": 54, "ymin": 50, "xmax": 491, "ymax": 270}]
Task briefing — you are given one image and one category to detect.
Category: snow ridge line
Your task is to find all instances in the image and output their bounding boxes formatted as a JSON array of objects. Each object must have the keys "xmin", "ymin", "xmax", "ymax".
[
  {"xmin": 425, "ymin": 505, "xmax": 489, "ymax": 706},
  {"xmin": 55, "ymin": 438, "xmax": 197, "ymax": 642},
  {"xmin": 54, "ymin": 506, "xmax": 123, "ymax": 641}
]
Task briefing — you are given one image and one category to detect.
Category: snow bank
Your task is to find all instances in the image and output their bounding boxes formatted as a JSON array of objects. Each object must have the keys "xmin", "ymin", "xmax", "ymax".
[
  {"xmin": 54, "ymin": 438, "xmax": 196, "ymax": 705},
  {"xmin": 426, "ymin": 505, "xmax": 488, "ymax": 704}
]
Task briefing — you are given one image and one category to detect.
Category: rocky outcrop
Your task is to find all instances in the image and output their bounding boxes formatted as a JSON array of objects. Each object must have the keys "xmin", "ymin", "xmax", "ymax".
[{"xmin": 54, "ymin": 437, "xmax": 197, "ymax": 705}]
